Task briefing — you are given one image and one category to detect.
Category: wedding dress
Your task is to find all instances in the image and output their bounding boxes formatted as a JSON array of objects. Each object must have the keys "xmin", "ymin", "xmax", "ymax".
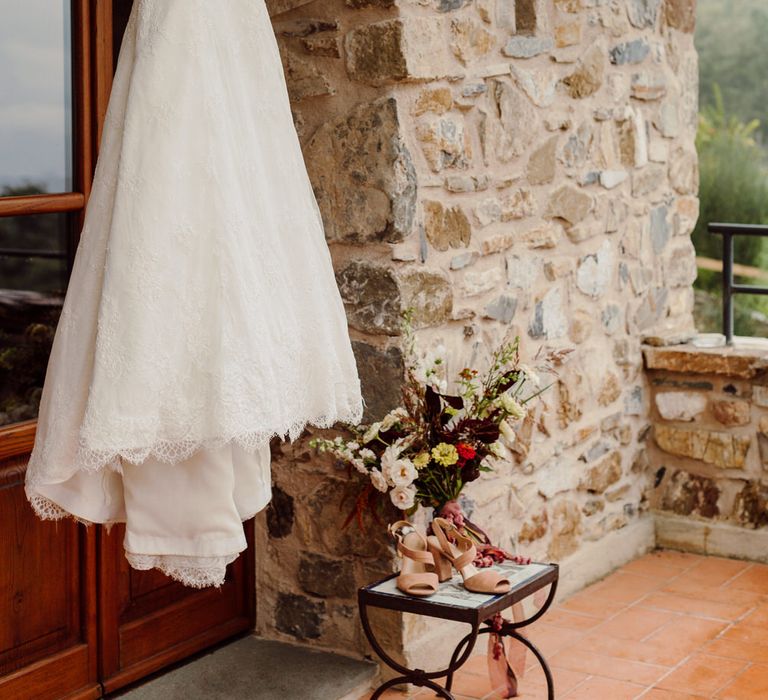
[{"xmin": 25, "ymin": 0, "xmax": 363, "ymax": 588}]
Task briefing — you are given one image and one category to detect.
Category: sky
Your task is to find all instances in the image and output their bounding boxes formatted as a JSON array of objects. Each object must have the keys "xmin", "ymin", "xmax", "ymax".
[{"xmin": 0, "ymin": 0, "xmax": 72, "ymax": 194}]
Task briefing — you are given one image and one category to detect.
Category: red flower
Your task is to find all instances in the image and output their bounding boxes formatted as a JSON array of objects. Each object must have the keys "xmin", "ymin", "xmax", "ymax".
[{"xmin": 456, "ymin": 442, "xmax": 476, "ymax": 460}]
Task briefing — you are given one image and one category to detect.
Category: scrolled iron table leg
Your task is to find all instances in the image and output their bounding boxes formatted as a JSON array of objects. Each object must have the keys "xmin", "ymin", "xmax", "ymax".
[{"xmin": 359, "ymin": 600, "xmax": 481, "ymax": 699}]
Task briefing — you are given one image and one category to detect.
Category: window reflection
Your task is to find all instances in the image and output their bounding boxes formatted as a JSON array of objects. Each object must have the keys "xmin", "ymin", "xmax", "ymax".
[
  {"xmin": 0, "ymin": 0, "xmax": 73, "ymax": 194},
  {"xmin": 0, "ymin": 213, "xmax": 68, "ymax": 426}
]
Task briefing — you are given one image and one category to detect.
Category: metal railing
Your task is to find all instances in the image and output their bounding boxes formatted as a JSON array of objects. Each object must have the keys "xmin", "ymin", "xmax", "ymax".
[{"xmin": 708, "ymin": 223, "xmax": 768, "ymax": 344}]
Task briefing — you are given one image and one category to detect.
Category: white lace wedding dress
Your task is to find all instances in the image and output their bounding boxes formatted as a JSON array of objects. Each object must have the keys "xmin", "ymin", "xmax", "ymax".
[{"xmin": 25, "ymin": 0, "xmax": 363, "ymax": 588}]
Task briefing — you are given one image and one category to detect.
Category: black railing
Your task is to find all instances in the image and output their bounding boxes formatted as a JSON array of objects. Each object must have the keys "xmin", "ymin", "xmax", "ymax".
[{"xmin": 708, "ymin": 223, "xmax": 768, "ymax": 344}]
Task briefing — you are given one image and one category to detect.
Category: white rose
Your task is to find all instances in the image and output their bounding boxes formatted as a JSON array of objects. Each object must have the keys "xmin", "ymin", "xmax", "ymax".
[
  {"xmin": 370, "ymin": 469, "xmax": 388, "ymax": 493},
  {"xmin": 389, "ymin": 459, "xmax": 418, "ymax": 487},
  {"xmin": 390, "ymin": 484, "xmax": 417, "ymax": 510},
  {"xmin": 380, "ymin": 440, "xmax": 405, "ymax": 486},
  {"xmin": 363, "ymin": 422, "xmax": 382, "ymax": 444}
]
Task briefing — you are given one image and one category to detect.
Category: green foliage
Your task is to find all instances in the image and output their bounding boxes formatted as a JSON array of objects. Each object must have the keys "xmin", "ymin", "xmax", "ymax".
[
  {"xmin": 697, "ymin": 0, "xmax": 768, "ymax": 143},
  {"xmin": 693, "ymin": 89, "xmax": 768, "ymax": 272}
]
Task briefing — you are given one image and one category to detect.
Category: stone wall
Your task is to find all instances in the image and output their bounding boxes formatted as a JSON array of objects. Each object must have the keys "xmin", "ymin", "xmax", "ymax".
[
  {"xmin": 256, "ymin": 0, "xmax": 700, "ymax": 661},
  {"xmin": 646, "ymin": 343, "xmax": 768, "ymax": 557}
]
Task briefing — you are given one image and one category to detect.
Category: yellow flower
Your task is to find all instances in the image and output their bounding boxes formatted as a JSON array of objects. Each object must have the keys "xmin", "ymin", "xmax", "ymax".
[
  {"xmin": 413, "ymin": 452, "xmax": 431, "ymax": 469},
  {"xmin": 431, "ymin": 442, "xmax": 459, "ymax": 467}
]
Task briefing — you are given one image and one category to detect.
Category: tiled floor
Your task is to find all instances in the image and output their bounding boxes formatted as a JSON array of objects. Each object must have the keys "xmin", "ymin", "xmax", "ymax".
[{"xmin": 360, "ymin": 550, "xmax": 768, "ymax": 700}]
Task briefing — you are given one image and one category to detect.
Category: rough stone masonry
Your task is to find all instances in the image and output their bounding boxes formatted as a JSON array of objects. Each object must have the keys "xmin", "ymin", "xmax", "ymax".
[{"xmin": 255, "ymin": 0, "xmax": 700, "ymax": 659}]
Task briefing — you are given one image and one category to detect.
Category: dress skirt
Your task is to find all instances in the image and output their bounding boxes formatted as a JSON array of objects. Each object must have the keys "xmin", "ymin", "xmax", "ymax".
[{"xmin": 25, "ymin": 0, "xmax": 363, "ymax": 588}]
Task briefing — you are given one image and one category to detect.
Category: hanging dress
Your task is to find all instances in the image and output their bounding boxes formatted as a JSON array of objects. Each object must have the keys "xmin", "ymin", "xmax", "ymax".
[{"xmin": 25, "ymin": 0, "xmax": 363, "ymax": 588}]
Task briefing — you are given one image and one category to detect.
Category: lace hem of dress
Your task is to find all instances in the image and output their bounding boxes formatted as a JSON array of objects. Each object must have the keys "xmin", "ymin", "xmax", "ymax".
[
  {"xmin": 31, "ymin": 403, "xmax": 363, "ymax": 479},
  {"xmin": 28, "ymin": 493, "xmax": 92, "ymax": 524},
  {"xmin": 126, "ymin": 552, "xmax": 238, "ymax": 588}
]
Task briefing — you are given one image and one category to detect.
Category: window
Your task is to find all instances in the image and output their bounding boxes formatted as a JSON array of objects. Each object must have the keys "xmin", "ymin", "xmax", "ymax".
[{"xmin": 0, "ymin": 1, "xmax": 122, "ymax": 456}]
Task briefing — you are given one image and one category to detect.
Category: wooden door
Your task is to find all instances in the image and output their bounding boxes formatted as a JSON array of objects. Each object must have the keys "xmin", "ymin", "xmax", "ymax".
[{"xmin": 0, "ymin": 3, "xmax": 255, "ymax": 697}]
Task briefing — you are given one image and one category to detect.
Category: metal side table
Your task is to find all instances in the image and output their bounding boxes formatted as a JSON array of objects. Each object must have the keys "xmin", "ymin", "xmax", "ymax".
[{"xmin": 359, "ymin": 562, "xmax": 559, "ymax": 700}]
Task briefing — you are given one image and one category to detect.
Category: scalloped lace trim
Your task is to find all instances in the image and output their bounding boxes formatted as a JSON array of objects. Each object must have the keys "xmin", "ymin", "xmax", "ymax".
[
  {"xmin": 59, "ymin": 406, "xmax": 363, "ymax": 475},
  {"xmin": 126, "ymin": 552, "xmax": 238, "ymax": 588}
]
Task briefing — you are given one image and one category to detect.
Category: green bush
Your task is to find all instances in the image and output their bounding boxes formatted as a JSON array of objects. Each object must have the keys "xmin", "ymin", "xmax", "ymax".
[{"xmin": 693, "ymin": 87, "xmax": 768, "ymax": 336}]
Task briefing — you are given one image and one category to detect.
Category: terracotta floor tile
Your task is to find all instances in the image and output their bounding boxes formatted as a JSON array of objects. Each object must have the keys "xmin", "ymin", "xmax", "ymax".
[
  {"xmin": 641, "ymin": 689, "xmax": 709, "ymax": 700},
  {"xmin": 551, "ymin": 647, "xmax": 668, "ymax": 685},
  {"xmin": 742, "ymin": 601, "xmax": 768, "ymax": 627},
  {"xmin": 647, "ymin": 550, "xmax": 705, "ymax": 568},
  {"xmin": 577, "ymin": 632, "xmax": 692, "ymax": 666},
  {"xmin": 704, "ymin": 637, "xmax": 768, "ymax": 665},
  {"xmin": 523, "ymin": 623, "xmax": 585, "ymax": 657},
  {"xmin": 639, "ymin": 591, "xmax": 753, "ymax": 621},
  {"xmin": 558, "ymin": 591, "xmax": 626, "ymax": 619},
  {"xmin": 646, "ymin": 615, "xmax": 729, "ymax": 649},
  {"xmin": 716, "ymin": 664, "xmax": 768, "ymax": 699},
  {"xmin": 662, "ymin": 578, "xmax": 763, "ymax": 607},
  {"xmin": 561, "ymin": 675, "xmax": 645, "ymax": 699},
  {"xmin": 722, "ymin": 620, "xmax": 768, "ymax": 646},
  {"xmin": 589, "ymin": 572, "xmax": 663, "ymax": 604},
  {"xmin": 543, "ymin": 607, "xmax": 603, "ymax": 631},
  {"xmin": 460, "ymin": 654, "xmax": 492, "ymax": 677},
  {"xmin": 444, "ymin": 669, "xmax": 497, "ymax": 697},
  {"xmin": 622, "ymin": 554, "xmax": 690, "ymax": 580},
  {"xmin": 595, "ymin": 607, "xmax": 673, "ymax": 641},
  {"xmin": 655, "ymin": 653, "xmax": 748, "ymax": 696},
  {"xmin": 725, "ymin": 564, "xmax": 768, "ymax": 594},
  {"xmin": 685, "ymin": 556, "xmax": 751, "ymax": 587}
]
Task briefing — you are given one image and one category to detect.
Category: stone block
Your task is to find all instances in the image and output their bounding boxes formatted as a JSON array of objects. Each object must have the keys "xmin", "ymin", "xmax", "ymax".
[
  {"xmin": 666, "ymin": 0, "xmax": 696, "ymax": 33},
  {"xmin": 610, "ymin": 39, "xmax": 651, "ymax": 65},
  {"xmin": 631, "ymin": 72, "xmax": 667, "ymax": 100},
  {"xmin": 527, "ymin": 136, "xmax": 559, "ymax": 185},
  {"xmin": 502, "ymin": 36, "xmax": 554, "ymax": 59},
  {"xmin": 657, "ymin": 469, "xmax": 720, "ymax": 519},
  {"xmin": 655, "ymin": 391, "xmax": 706, "ymax": 421},
  {"xmin": 669, "ymin": 149, "xmax": 699, "ymax": 195},
  {"xmin": 733, "ymin": 481, "xmax": 768, "ymax": 528},
  {"xmin": 414, "ymin": 87, "xmax": 453, "ymax": 116},
  {"xmin": 500, "ymin": 188, "xmax": 536, "ymax": 220},
  {"xmin": 266, "ymin": 485, "xmax": 295, "ymax": 539},
  {"xmin": 423, "ymin": 200, "xmax": 471, "ymax": 251},
  {"xmin": 518, "ymin": 510, "xmax": 549, "ymax": 543},
  {"xmin": 576, "ymin": 240, "xmax": 614, "ymax": 298},
  {"xmin": 451, "ymin": 18, "xmax": 495, "ymax": 64},
  {"xmin": 352, "ymin": 342, "xmax": 404, "ymax": 422},
  {"xmin": 416, "ymin": 116, "xmax": 471, "ymax": 172},
  {"xmin": 529, "ymin": 287, "xmax": 567, "ymax": 340},
  {"xmin": 298, "ymin": 553, "xmax": 357, "ymax": 598},
  {"xmin": 484, "ymin": 294, "xmax": 518, "ymax": 323},
  {"xmin": 598, "ymin": 373, "xmax": 622, "ymax": 407},
  {"xmin": 337, "ymin": 262, "xmax": 452, "ymax": 334},
  {"xmin": 276, "ymin": 593, "xmax": 325, "ymax": 640},
  {"xmin": 654, "ymin": 424, "xmax": 751, "ymax": 469},
  {"xmin": 306, "ymin": 98, "xmax": 416, "ymax": 244},
  {"xmin": 344, "ymin": 20, "xmax": 407, "ymax": 84},
  {"xmin": 626, "ymin": 0, "xmax": 662, "ymax": 29},
  {"xmin": 512, "ymin": 65, "xmax": 558, "ymax": 108},
  {"xmin": 711, "ymin": 399, "xmax": 751, "ymax": 427},
  {"xmin": 548, "ymin": 500, "xmax": 582, "ymax": 559},
  {"xmin": 545, "ymin": 185, "xmax": 593, "ymax": 225},
  {"xmin": 487, "ymin": 79, "xmax": 538, "ymax": 162},
  {"xmin": 563, "ymin": 44, "xmax": 605, "ymax": 99}
]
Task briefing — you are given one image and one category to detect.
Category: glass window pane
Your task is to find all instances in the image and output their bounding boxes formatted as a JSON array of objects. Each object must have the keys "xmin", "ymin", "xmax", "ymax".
[
  {"xmin": 0, "ymin": 213, "xmax": 68, "ymax": 427},
  {"xmin": 0, "ymin": 0, "xmax": 73, "ymax": 196}
]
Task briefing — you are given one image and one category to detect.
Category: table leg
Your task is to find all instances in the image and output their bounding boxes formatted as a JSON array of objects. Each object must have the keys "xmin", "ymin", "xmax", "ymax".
[{"xmin": 359, "ymin": 600, "xmax": 481, "ymax": 699}]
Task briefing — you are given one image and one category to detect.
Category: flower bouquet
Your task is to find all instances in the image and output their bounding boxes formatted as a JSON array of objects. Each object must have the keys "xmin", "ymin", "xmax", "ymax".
[{"xmin": 310, "ymin": 315, "xmax": 552, "ymax": 527}]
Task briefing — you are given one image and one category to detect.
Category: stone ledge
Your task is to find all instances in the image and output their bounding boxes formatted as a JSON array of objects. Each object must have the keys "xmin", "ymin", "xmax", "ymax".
[{"xmin": 643, "ymin": 341, "xmax": 768, "ymax": 379}]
